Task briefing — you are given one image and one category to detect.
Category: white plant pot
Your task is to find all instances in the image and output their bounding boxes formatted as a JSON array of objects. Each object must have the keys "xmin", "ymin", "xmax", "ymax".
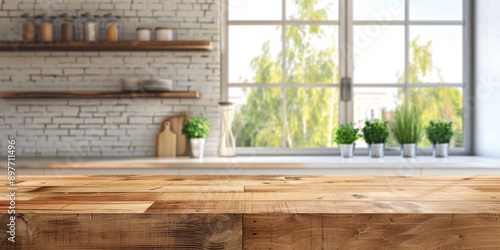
[
  {"xmin": 433, "ymin": 143, "xmax": 449, "ymax": 158},
  {"xmin": 369, "ymin": 143, "xmax": 384, "ymax": 158},
  {"xmin": 190, "ymin": 138, "xmax": 205, "ymax": 159},
  {"xmin": 401, "ymin": 143, "xmax": 417, "ymax": 158},
  {"xmin": 340, "ymin": 144, "xmax": 355, "ymax": 158}
]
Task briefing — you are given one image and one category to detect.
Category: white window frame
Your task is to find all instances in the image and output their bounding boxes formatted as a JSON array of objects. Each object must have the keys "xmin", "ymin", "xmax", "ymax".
[{"xmin": 222, "ymin": 0, "xmax": 472, "ymax": 156}]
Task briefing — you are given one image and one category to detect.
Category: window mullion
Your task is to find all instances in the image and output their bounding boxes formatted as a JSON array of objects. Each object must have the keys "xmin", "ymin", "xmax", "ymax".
[
  {"xmin": 281, "ymin": 0, "xmax": 287, "ymax": 148},
  {"xmin": 342, "ymin": 0, "xmax": 354, "ymax": 124},
  {"xmin": 405, "ymin": 0, "xmax": 410, "ymax": 111}
]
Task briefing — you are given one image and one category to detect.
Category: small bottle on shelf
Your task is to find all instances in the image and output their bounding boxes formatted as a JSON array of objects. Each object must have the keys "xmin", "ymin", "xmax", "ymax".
[
  {"xmin": 82, "ymin": 12, "xmax": 98, "ymax": 42},
  {"xmin": 39, "ymin": 14, "xmax": 54, "ymax": 43},
  {"xmin": 20, "ymin": 13, "xmax": 36, "ymax": 43},
  {"xmin": 50, "ymin": 15, "xmax": 59, "ymax": 41},
  {"xmin": 60, "ymin": 13, "xmax": 75, "ymax": 42},
  {"xmin": 105, "ymin": 13, "xmax": 120, "ymax": 42}
]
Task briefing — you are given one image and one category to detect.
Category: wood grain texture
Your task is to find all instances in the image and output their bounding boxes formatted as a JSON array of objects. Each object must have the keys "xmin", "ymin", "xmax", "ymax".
[
  {"xmin": 0, "ymin": 40, "xmax": 213, "ymax": 51},
  {"xmin": 244, "ymin": 214, "xmax": 500, "ymax": 249},
  {"xmin": 0, "ymin": 175, "xmax": 499, "ymax": 214},
  {"xmin": 0, "ymin": 91, "xmax": 200, "ymax": 99},
  {"xmin": 0, "ymin": 214, "xmax": 241, "ymax": 250},
  {"xmin": 156, "ymin": 121, "xmax": 177, "ymax": 157},
  {"xmin": 0, "ymin": 175, "xmax": 499, "ymax": 249}
]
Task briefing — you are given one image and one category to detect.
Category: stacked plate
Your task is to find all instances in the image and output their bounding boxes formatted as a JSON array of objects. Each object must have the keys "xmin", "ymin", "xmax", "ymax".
[
  {"xmin": 121, "ymin": 79, "xmax": 173, "ymax": 92},
  {"xmin": 142, "ymin": 79, "xmax": 173, "ymax": 92}
]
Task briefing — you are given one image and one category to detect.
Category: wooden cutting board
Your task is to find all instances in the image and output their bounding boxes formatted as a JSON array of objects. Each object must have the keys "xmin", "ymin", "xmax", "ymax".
[
  {"xmin": 156, "ymin": 121, "xmax": 177, "ymax": 157},
  {"xmin": 168, "ymin": 114, "xmax": 189, "ymax": 156}
]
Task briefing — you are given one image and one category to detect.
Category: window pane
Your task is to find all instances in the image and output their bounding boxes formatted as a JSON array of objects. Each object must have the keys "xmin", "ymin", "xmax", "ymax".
[
  {"xmin": 286, "ymin": 0, "xmax": 339, "ymax": 20},
  {"xmin": 410, "ymin": 0, "xmax": 462, "ymax": 21},
  {"xmin": 410, "ymin": 26, "xmax": 462, "ymax": 83},
  {"xmin": 409, "ymin": 87, "xmax": 463, "ymax": 148},
  {"xmin": 286, "ymin": 88, "xmax": 339, "ymax": 148},
  {"xmin": 354, "ymin": 87, "xmax": 401, "ymax": 148},
  {"xmin": 286, "ymin": 25, "xmax": 339, "ymax": 84},
  {"xmin": 230, "ymin": 87, "xmax": 283, "ymax": 147},
  {"xmin": 229, "ymin": 0, "xmax": 282, "ymax": 20},
  {"xmin": 354, "ymin": 0, "xmax": 405, "ymax": 21},
  {"xmin": 353, "ymin": 26, "xmax": 405, "ymax": 84},
  {"xmin": 353, "ymin": 87, "xmax": 401, "ymax": 125},
  {"xmin": 229, "ymin": 26, "xmax": 282, "ymax": 84}
]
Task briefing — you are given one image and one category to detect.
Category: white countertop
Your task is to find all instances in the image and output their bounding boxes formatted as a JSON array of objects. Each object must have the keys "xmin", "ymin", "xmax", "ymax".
[{"xmin": 4, "ymin": 156, "xmax": 500, "ymax": 175}]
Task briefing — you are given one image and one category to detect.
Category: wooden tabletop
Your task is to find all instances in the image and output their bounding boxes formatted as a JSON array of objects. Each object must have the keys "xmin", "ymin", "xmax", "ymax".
[{"xmin": 1, "ymin": 175, "xmax": 499, "ymax": 214}]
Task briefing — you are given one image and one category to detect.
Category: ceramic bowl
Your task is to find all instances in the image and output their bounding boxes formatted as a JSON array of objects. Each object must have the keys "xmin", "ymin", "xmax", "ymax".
[{"xmin": 121, "ymin": 78, "xmax": 141, "ymax": 92}]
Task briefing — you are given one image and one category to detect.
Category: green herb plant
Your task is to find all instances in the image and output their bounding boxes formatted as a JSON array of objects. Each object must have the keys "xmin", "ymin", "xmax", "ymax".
[
  {"xmin": 182, "ymin": 117, "xmax": 211, "ymax": 139},
  {"xmin": 392, "ymin": 107, "xmax": 423, "ymax": 144},
  {"xmin": 362, "ymin": 119, "xmax": 390, "ymax": 144},
  {"xmin": 426, "ymin": 120, "xmax": 454, "ymax": 144},
  {"xmin": 334, "ymin": 123, "xmax": 362, "ymax": 144}
]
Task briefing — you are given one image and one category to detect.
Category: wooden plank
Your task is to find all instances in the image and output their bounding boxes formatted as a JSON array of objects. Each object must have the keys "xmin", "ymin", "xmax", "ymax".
[
  {"xmin": 25, "ymin": 193, "xmax": 164, "ymax": 202},
  {"xmin": 0, "ymin": 214, "xmax": 241, "ymax": 250},
  {"xmin": 146, "ymin": 200, "xmax": 500, "ymax": 214},
  {"xmin": 0, "ymin": 40, "xmax": 213, "ymax": 51},
  {"xmin": 0, "ymin": 91, "xmax": 200, "ymax": 99},
  {"xmin": 18, "ymin": 188, "xmax": 495, "ymax": 201},
  {"xmin": 243, "ymin": 214, "xmax": 500, "ymax": 249},
  {"xmin": 0, "ymin": 201, "xmax": 153, "ymax": 214},
  {"xmin": 17, "ymin": 184, "xmax": 245, "ymax": 193},
  {"xmin": 0, "ymin": 176, "xmax": 499, "ymax": 214}
]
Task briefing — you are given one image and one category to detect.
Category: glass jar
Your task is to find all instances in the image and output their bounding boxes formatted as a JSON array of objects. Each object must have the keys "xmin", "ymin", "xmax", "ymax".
[
  {"xmin": 39, "ymin": 14, "xmax": 54, "ymax": 43},
  {"xmin": 105, "ymin": 14, "xmax": 120, "ymax": 42},
  {"xmin": 21, "ymin": 13, "xmax": 36, "ymax": 43},
  {"xmin": 60, "ymin": 13, "xmax": 75, "ymax": 42},
  {"xmin": 102, "ymin": 13, "xmax": 112, "ymax": 41},
  {"xmin": 50, "ymin": 15, "xmax": 59, "ymax": 41},
  {"xmin": 82, "ymin": 12, "xmax": 98, "ymax": 42}
]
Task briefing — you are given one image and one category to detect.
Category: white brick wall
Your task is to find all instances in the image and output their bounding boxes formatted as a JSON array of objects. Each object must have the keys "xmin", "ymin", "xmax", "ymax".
[{"xmin": 0, "ymin": 0, "xmax": 221, "ymax": 157}]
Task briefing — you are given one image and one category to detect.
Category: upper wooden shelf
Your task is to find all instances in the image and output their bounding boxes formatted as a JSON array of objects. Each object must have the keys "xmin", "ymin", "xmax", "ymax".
[
  {"xmin": 0, "ymin": 41, "xmax": 213, "ymax": 51},
  {"xmin": 0, "ymin": 91, "xmax": 200, "ymax": 99}
]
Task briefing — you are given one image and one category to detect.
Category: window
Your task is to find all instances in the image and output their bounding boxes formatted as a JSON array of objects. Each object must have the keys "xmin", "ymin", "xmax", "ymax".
[{"xmin": 224, "ymin": 0, "xmax": 470, "ymax": 154}]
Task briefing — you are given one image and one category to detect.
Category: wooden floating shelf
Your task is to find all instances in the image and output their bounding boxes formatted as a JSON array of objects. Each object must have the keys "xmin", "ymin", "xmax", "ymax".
[
  {"xmin": 0, "ymin": 41, "xmax": 213, "ymax": 51},
  {"xmin": 0, "ymin": 91, "xmax": 200, "ymax": 99}
]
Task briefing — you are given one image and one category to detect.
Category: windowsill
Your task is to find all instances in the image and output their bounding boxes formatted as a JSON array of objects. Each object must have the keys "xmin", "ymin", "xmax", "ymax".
[{"xmin": 5, "ymin": 156, "xmax": 500, "ymax": 175}]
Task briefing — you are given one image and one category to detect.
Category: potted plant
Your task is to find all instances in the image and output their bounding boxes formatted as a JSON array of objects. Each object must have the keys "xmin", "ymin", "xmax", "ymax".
[
  {"xmin": 334, "ymin": 123, "xmax": 362, "ymax": 158},
  {"xmin": 392, "ymin": 108, "xmax": 423, "ymax": 158},
  {"xmin": 182, "ymin": 117, "xmax": 211, "ymax": 159},
  {"xmin": 426, "ymin": 120, "xmax": 454, "ymax": 158},
  {"xmin": 362, "ymin": 119, "xmax": 389, "ymax": 158}
]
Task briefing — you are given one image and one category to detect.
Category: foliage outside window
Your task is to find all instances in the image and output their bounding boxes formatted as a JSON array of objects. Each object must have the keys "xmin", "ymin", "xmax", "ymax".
[{"xmin": 227, "ymin": 0, "xmax": 466, "ymax": 151}]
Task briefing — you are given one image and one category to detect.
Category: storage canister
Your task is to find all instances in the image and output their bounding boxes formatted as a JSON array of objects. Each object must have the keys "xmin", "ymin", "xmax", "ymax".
[
  {"xmin": 136, "ymin": 27, "xmax": 151, "ymax": 41},
  {"xmin": 60, "ymin": 13, "xmax": 75, "ymax": 42},
  {"xmin": 155, "ymin": 27, "xmax": 173, "ymax": 41},
  {"xmin": 21, "ymin": 13, "xmax": 36, "ymax": 42},
  {"xmin": 39, "ymin": 14, "xmax": 54, "ymax": 42},
  {"xmin": 82, "ymin": 12, "xmax": 98, "ymax": 42},
  {"xmin": 105, "ymin": 14, "xmax": 120, "ymax": 42}
]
